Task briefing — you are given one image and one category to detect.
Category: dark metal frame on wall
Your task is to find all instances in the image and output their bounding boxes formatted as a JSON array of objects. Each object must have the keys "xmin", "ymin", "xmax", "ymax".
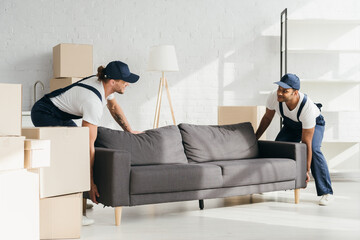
[
  {"xmin": 280, "ymin": 8, "xmax": 288, "ymax": 128},
  {"xmin": 280, "ymin": 8, "xmax": 287, "ymax": 77}
]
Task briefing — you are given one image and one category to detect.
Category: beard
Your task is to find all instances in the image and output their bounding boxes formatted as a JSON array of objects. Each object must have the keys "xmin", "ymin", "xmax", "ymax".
[
  {"xmin": 115, "ymin": 88, "xmax": 125, "ymax": 94},
  {"xmin": 277, "ymin": 92, "xmax": 296, "ymax": 102},
  {"xmin": 277, "ymin": 95, "xmax": 290, "ymax": 102},
  {"xmin": 277, "ymin": 95, "xmax": 285, "ymax": 102}
]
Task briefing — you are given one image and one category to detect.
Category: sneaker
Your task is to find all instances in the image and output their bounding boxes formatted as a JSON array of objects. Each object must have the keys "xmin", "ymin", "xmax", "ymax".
[
  {"xmin": 82, "ymin": 216, "xmax": 95, "ymax": 226},
  {"xmin": 86, "ymin": 203, "xmax": 94, "ymax": 209},
  {"xmin": 319, "ymin": 194, "xmax": 334, "ymax": 206}
]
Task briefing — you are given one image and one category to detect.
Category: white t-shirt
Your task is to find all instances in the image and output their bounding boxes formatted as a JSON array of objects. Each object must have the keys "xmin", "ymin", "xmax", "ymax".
[
  {"xmin": 50, "ymin": 76, "xmax": 115, "ymax": 125},
  {"xmin": 266, "ymin": 90, "xmax": 320, "ymax": 129}
]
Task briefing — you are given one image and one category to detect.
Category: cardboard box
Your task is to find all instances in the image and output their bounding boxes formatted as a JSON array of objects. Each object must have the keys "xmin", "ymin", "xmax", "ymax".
[
  {"xmin": 22, "ymin": 127, "xmax": 90, "ymax": 198},
  {"xmin": 50, "ymin": 77, "xmax": 82, "ymax": 92},
  {"xmin": 0, "ymin": 136, "xmax": 25, "ymax": 171},
  {"xmin": 218, "ymin": 106, "xmax": 266, "ymax": 140},
  {"xmin": 25, "ymin": 139, "xmax": 51, "ymax": 169},
  {"xmin": 40, "ymin": 192, "xmax": 82, "ymax": 239},
  {"xmin": 0, "ymin": 83, "xmax": 22, "ymax": 136},
  {"xmin": 53, "ymin": 43, "xmax": 93, "ymax": 78},
  {"xmin": 0, "ymin": 169, "xmax": 39, "ymax": 240}
]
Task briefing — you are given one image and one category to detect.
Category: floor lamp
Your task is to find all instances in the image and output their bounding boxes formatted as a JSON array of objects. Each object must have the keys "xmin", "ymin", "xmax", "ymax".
[{"xmin": 148, "ymin": 45, "xmax": 179, "ymax": 129}]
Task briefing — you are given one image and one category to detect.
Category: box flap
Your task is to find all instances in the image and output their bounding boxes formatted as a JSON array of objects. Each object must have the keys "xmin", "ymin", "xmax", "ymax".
[{"xmin": 24, "ymin": 139, "xmax": 51, "ymax": 150}]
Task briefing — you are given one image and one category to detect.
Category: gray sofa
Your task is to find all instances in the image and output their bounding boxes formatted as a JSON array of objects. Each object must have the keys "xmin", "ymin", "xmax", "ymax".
[{"xmin": 92, "ymin": 122, "xmax": 307, "ymax": 225}]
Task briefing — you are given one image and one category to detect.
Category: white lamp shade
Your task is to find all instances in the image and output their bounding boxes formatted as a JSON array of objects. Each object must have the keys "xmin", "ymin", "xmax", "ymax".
[{"xmin": 147, "ymin": 45, "xmax": 179, "ymax": 72}]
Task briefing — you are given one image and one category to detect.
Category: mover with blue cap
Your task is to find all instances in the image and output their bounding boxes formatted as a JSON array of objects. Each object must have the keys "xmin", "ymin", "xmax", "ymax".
[
  {"xmin": 256, "ymin": 73, "xmax": 334, "ymax": 206},
  {"xmin": 31, "ymin": 60, "xmax": 141, "ymax": 225}
]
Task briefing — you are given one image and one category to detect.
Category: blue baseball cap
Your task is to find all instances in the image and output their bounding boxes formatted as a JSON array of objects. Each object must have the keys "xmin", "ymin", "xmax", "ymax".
[
  {"xmin": 104, "ymin": 61, "xmax": 139, "ymax": 83},
  {"xmin": 274, "ymin": 73, "xmax": 300, "ymax": 90}
]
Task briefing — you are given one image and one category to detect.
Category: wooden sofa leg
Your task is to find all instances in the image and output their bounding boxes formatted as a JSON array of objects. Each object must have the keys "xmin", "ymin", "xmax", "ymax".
[
  {"xmin": 82, "ymin": 198, "xmax": 86, "ymax": 215},
  {"xmin": 115, "ymin": 207, "xmax": 123, "ymax": 226},
  {"xmin": 199, "ymin": 200, "xmax": 204, "ymax": 210},
  {"xmin": 294, "ymin": 189, "xmax": 300, "ymax": 204}
]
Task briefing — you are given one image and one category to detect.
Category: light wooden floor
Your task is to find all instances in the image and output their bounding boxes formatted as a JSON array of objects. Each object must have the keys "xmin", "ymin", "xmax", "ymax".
[{"xmin": 82, "ymin": 181, "xmax": 360, "ymax": 240}]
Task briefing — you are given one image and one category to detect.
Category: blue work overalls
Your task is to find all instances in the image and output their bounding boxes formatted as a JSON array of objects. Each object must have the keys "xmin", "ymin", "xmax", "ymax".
[
  {"xmin": 275, "ymin": 95, "xmax": 333, "ymax": 196},
  {"xmin": 31, "ymin": 75, "xmax": 102, "ymax": 127}
]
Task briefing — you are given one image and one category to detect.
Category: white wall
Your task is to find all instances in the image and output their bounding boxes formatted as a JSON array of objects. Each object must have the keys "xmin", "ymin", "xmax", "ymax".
[{"xmin": 1, "ymin": 0, "xmax": 359, "ymax": 138}]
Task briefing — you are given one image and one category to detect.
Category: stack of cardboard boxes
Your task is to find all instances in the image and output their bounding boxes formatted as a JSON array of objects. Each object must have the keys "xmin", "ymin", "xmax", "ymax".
[
  {"xmin": 22, "ymin": 127, "xmax": 90, "ymax": 239},
  {"xmin": 0, "ymin": 83, "xmax": 50, "ymax": 240},
  {"xmin": 21, "ymin": 43, "xmax": 94, "ymax": 239},
  {"xmin": 50, "ymin": 43, "xmax": 93, "ymax": 91},
  {"xmin": 0, "ymin": 43, "xmax": 94, "ymax": 239}
]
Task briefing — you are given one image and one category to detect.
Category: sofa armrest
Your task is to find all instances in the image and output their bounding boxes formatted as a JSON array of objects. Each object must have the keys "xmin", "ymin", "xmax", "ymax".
[
  {"xmin": 93, "ymin": 147, "xmax": 131, "ymax": 207},
  {"xmin": 258, "ymin": 140, "xmax": 307, "ymax": 189}
]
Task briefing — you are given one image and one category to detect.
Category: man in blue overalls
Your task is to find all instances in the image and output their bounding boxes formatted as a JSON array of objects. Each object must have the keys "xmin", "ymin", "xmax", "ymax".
[
  {"xmin": 255, "ymin": 73, "xmax": 334, "ymax": 206},
  {"xmin": 31, "ymin": 60, "xmax": 142, "ymax": 224}
]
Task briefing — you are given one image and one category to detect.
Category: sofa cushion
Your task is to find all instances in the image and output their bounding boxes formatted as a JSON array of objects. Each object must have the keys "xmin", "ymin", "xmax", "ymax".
[
  {"xmin": 130, "ymin": 163, "xmax": 223, "ymax": 194},
  {"xmin": 95, "ymin": 125, "xmax": 188, "ymax": 166},
  {"xmin": 178, "ymin": 122, "xmax": 259, "ymax": 163},
  {"xmin": 207, "ymin": 158, "xmax": 296, "ymax": 187}
]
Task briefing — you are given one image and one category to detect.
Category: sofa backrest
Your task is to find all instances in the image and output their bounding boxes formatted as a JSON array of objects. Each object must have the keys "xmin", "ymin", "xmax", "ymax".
[
  {"xmin": 178, "ymin": 122, "xmax": 259, "ymax": 163},
  {"xmin": 95, "ymin": 125, "xmax": 188, "ymax": 166}
]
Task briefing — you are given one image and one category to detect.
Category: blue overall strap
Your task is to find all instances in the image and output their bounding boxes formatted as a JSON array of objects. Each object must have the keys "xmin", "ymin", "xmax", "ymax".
[
  {"xmin": 297, "ymin": 94, "xmax": 307, "ymax": 122},
  {"xmin": 76, "ymin": 74, "xmax": 95, "ymax": 83},
  {"xmin": 279, "ymin": 102, "xmax": 285, "ymax": 119},
  {"xmin": 278, "ymin": 94, "xmax": 307, "ymax": 121},
  {"xmin": 46, "ymin": 75, "xmax": 102, "ymax": 102}
]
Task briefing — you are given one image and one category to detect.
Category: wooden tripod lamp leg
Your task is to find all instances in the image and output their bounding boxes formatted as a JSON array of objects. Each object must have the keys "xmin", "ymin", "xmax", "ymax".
[
  {"xmin": 153, "ymin": 72, "xmax": 176, "ymax": 128},
  {"xmin": 153, "ymin": 76, "xmax": 164, "ymax": 129},
  {"xmin": 164, "ymin": 77, "xmax": 176, "ymax": 125}
]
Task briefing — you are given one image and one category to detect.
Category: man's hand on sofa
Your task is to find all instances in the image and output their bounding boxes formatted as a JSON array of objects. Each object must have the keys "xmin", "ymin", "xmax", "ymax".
[
  {"xmin": 130, "ymin": 130, "xmax": 144, "ymax": 134},
  {"xmin": 90, "ymin": 183, "xmax": 100, "ymax": 204}
]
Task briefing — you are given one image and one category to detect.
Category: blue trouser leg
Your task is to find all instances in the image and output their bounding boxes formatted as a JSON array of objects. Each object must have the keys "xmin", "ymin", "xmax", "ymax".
[
  {"xmin": 311, "ymin": 123, "xmax": 333, "ymax": 196},
  {"xmin": 276, "ymin": 116, "xmax": 333, "ymax": 196}
]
